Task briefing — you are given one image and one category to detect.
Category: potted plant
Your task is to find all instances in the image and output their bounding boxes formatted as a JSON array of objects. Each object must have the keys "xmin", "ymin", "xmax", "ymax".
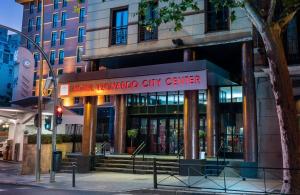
[
  {"xmin": 199, "ymin": 130, "xmax": 207, "ymax": 159},
  {"xmin": 127, "ymin": 129, "xmax": 138, "ymax": 154}
]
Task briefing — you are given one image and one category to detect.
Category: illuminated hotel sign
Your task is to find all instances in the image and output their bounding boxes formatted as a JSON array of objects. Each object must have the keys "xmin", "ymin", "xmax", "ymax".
[{"xmin": 59, "ymin": 70, "xmax": 207, "ymax": 97}]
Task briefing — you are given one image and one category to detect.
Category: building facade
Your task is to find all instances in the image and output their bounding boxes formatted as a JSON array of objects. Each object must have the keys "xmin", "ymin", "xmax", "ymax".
[
  {"xmin": 58, "ymin": 0, "xmax": 261, "ymax": 168},
  {"xmin": 0, "ymin": 29, "xmax": 20, "ymax": 106},
  {"xmin": 16, "ymin": 0, "xmax": 88, "ymax": 96}
]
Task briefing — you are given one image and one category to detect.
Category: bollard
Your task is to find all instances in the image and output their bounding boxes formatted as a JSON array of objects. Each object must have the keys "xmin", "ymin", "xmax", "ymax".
[
  {"xmin": 153, "ymin": 158, "xmax": 157, "ymax": 189},
  {"xmin": 72, "ymin": 162, "xmax": 76, "ymax": 187}
]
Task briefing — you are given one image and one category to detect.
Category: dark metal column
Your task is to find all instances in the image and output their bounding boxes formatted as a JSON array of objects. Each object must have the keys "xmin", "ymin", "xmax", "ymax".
[
  {"xmin": 82, "ymin": 96, "xmax": 97, "ymax": 156},
  {"xmin": 206, "ymin": 86, "xmax": 219, "ymax": 157},
  {"xmin": 183, "ymin": 49, "xmax": 199, "ymax": 159},
  {"xmin": 242, "ymin": 42, "xmax": 258, "ymax": 162},
  {"xmin": 114, "ymin": 94, "xmax": 127, "ymax": 153}
]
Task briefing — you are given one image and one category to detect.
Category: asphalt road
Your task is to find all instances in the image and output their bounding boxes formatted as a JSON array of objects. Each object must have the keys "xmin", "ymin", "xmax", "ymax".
[{"xmin": 0, "ymin": 184, "xmax": 133, "ymax": 195}]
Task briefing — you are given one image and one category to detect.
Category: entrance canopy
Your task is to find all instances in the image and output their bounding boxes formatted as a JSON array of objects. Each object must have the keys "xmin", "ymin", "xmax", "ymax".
[{"xmin": 59, "ymin": 60, "xmax": 236, "ymax": 97}]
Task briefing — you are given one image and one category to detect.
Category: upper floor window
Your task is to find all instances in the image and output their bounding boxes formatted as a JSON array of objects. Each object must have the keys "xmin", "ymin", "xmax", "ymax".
[
  {"xmin": 60, "ymin": 30, "xmax": 66, "ymax": 45},
  {"xmin": 76, "ymin": 67, "xmax": 82, "ymax": 73},
  {"xmin": 51, "ymin": 31, "xmax": 57, "ymax": 46},
  {"xmin": 36, "ymin": 17, "xmax": 41, "ymax": 31},
  {"xmin": 78, "ymin": 27, "xmax": 85, "ymax": 43},
  {"xmin": 35, "ymin": 34, "xmax": 40, "ymax": 46},
  {"xmin": 50, "ymin": 50, "xmax": 56, "ymax": 65},
  {"xmin": 61, "ymin": 12, "xmax": 67, "ymax": 26},
  {"xmin": 57, "ymin": 68, "xmax": 64, "ymax": 75},
  {"xmin": 37, "ymin": 1, "xmax": 41, "ymax": 12},
  {"xmin": 79, "ymin": 8, "xmax": 85, "ymax": 23},
  {"xmin": 52, "ymin": 13, "xmax": 58, "ymax": 28},
  {"xmin": 33, "ymin": 71, "xmax": 37, "ymax": 86},
  {"xmin": 111, "ymin": 8, "xmax": 128, "ymax": 45},
  {"xmin": 29, "ymin": 2, "xmax": 34, "ymax": 14},
  {"xmin": 206, "ymin": 0, "xmax": 229, "ymax": 32},
  {"xmin": 77, "ymin": 47, "xmax": 84, "ymax": 62},
  {"xmin": 54, "ymin": 0, "xmax": 59, "ymax": 10},
  {"xmin": 58, "ymin": 50, "xmax": 64, "ymax": 64},
  {"xmin": 28, "ymin": 19, "xmax": 33, "ymax": 32},
  {"xmin": 27, "ymin": 40, "xmax": 32, "ymax": 49},
  {"xmin": 62, "ymin": 0, "xmax": 68, "ymax": 7},
  {"xmin": 34, "ymin": 53, "xmax": 40, "ymax": 68},
  {"xmin": 139, "ymin": 2, "xmax": 158, "ymax": 42},
  {"xmin": 286, "ymin": 16, "xmax": 300, "ymax": 63}
]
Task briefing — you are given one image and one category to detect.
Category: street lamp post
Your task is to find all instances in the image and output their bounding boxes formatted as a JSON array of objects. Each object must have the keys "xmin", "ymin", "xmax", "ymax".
[{"xmin": 0, "ymin": 24, "xmax": 58, "ymax": 183}]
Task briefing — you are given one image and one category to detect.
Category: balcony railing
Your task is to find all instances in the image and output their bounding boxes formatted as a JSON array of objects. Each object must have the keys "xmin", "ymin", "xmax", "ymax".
[
  {"xmin": 111, "ymin": 26, "xmax": 128, "ymax": 46},
  {"xmin": 139, "ymin": 26, "xmax": 158, "ymax": 42},
  {"xmin": 286, "ymin": 39, "xmax": 300, "ymax": 65}
]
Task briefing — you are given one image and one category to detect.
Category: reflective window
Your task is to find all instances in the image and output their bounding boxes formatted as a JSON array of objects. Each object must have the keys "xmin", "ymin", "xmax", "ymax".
[
  {"xmin": 232, "ymin": 86, "xmax": 243, "ymax": 102},
  {"xmin": 179, "ymin": 91, "xmax": 184, "ymax": 104},
  {"xmin": 111, "ymin": 8, "xmax": 128, "ymax": 45},
  {"xmin": 157, "ymin": 92, "xmax": 167, "ymax": 105},
  {"xmin": 36, "ymin": 17, "xmax": 41, "ymax": 31},
  {"xmin": 60, "ymin": 30, "xmax": 65, "ymax": 45},
  {"xmin": 61, "ymin": 12, "xmax": 67, "ymax": 27},
  {"xmin": 219, "ymin": 87, "xmax": 231, "ymax": 103},
  {"xmin": 78, "ymin": 27, "xmax": 85, "ymax": 42},
  {"xmin": 58, "ymin": 50, "xmax": 64, "ymax": 64},
  {"xmin": 167, "ymin": 92, "xmax": 178, "ymax": 105},
  {"xmin": 53, "ymin": 0, "xmax": 59, "ymax": 9},
  {"xmin": 37, "ymin": 1, "xmax": 41, "ymax": 13},
  {"xmin": 34, "ymin": 53, "xmax": 40, "ymax": 68},
  {"xmin": 29, "ymin": 2, "xmax": 34, "ymax": 14},
  {"xmin": 79, "ymin": 8, "xmax": 85, "ymax": 23},
  {"xmin": 35, "ymin": 34, "xmax": 40, "ymax": 46},
  {"xmin": 51, "ymin": 31, "xmax": 57, "ymax": 46},
  {"xmin": 28, "ymin": 19, "xmax": 33, "ymax": 32},
  {"xmin": 199, "ymin": 91, "xmax": 207, "ymax": 104},
  {"xmin": 62, "ymin": 0, "xmax": 67, "ymax": 7},
  {"xmin": 219, "ymin": 86, "xmax": 243, "ymax": 103},
  {"xmin": 52, "ymin": 13, "xmax": 58, "ymax": 28},
  {"xmin": 77, "ymin": 47, "xmax": 84, "ymax": 62},
  {"xmin": 148, "ymin": 93, "xmax": 157, "ymax": 105},
  {"xmin": 139, "ymin": 94, "xmax": 147, "ymax": 106},
  {"xmin": 50, "ymin": 50, "xmax": 55, "ymax": 65}
]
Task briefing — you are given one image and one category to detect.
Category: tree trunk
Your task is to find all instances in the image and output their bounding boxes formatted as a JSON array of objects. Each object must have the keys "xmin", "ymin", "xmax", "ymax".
[{"xmin": 259, "ymin": 24, "xmax": 300, "ymax": 194}]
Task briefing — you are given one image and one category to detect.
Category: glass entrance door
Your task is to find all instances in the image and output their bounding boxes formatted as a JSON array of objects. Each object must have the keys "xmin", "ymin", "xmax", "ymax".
[
  {"xmin": 158, "ymin": 119, "xmax": 167, "ymax": 153},
  {"xmin": 149, "ymin": 118, "xmax": 158, "ymax": 153},
  {"xmin": 169, "ymin": 118, "xmax": 178, "ymax": 154},
  {"xmin": 220, "ymin": 113, "xmax": 243, "ymax": 158}
]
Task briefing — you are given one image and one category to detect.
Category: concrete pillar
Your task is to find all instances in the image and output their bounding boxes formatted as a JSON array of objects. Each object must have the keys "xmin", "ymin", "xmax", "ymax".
[
  {"xmin": 114, "ymin": 94, "xmax": 127, "ymax": 153},
  {"xmin": 82, "ymin": 96, "xmax": 97, "ymax": 156},
  {"xmin": 206, "ymin": 86, "xmax": 219, "ymax": 157},
  {"xmin": 183, "ymin": 48, "xmax": 199, "ymax": 159},
  {"xmin": 242, "ymin": 42, "xmax": 258, "ymax": 162}
]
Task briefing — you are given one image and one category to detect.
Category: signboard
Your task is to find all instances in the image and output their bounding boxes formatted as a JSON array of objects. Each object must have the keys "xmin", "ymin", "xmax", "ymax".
[{"xmin": 59, "ymin": 70, "xmax": 207, "ymax": 97}]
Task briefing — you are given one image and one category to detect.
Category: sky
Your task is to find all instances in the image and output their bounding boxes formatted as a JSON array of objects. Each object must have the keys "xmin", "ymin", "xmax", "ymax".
[{"xmin": 0, "ymin": 0, "xmax": 23, "ymax": 32}]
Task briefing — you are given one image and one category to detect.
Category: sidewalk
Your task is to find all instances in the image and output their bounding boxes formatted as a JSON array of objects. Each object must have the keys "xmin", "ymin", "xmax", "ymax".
[{"xmin": 0, "ymin": 160, "xmax": 284, "ymax": 194}]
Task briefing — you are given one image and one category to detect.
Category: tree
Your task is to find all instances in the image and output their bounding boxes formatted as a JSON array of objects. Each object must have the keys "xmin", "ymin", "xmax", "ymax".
[{"xmin": 139, "ymin": 0, "xmax": 300, "ymax": 193}]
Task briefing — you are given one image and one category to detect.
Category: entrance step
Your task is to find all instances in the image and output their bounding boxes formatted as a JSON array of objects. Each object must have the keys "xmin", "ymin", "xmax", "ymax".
[
  {"xmin": 59, "ymin": 155, "xmax": 77, "ymax": 174},
  {"xmin": 95, "ymin": 156, "xmax": 179, "ymax": 175},
  {"xmin": 204, "ymin": 160, "xmax": 229, "ymax": 176}
]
